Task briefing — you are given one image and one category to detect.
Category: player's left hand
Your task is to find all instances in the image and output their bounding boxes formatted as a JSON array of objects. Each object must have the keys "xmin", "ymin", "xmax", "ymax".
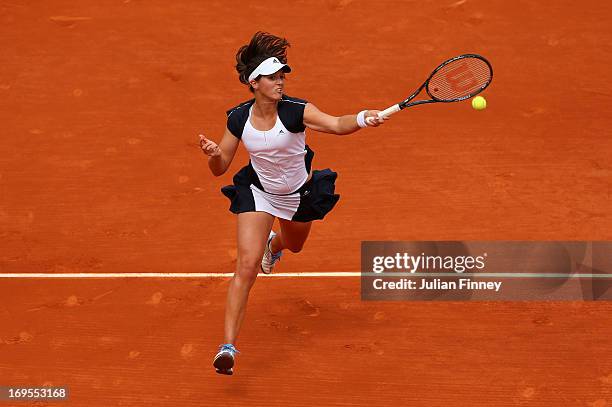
[
  {"xmin": 199, "ymin": 134, "xmax": 222, "ymax": 157},
  {"xmin": 364, "ymin": 110, "xmax": 389, "ymax": 127}
]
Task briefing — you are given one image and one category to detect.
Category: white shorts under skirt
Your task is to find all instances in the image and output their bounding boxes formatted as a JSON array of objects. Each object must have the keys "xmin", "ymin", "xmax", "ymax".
[{"xmin": 250, "ymin": 184, "xmax": 301, "ymax": 220}]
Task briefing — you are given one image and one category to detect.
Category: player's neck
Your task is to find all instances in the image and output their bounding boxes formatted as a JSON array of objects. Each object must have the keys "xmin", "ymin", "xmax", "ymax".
[{"xmin": 252, "ymin": 96, "xmax": 278, "ymax": 120}]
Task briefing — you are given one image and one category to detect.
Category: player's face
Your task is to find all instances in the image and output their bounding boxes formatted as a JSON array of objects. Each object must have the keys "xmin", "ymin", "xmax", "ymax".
[{"xmin": 254, "ymin": 71, "xmax": 285, "ymax": 100}]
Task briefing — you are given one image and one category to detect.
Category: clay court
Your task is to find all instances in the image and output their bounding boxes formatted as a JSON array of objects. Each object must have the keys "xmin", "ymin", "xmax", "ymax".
[{"xmin": 1, "ymin": 1, "xmax": 611, "ymax": 405}]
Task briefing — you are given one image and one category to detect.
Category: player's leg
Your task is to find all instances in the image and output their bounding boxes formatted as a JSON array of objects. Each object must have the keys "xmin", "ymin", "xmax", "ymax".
[
  {"xmin": 225, "ymin": 211, "xmax": 274, "ymax": 343},
  {"xmin": 272, "ymin": 218, "xmax": 312, "ymax": 253},
  {"xmin": 261, "ymin": 218, "xmax": 312, "ymax": 274},
  {"xmin": 215, "ymin": 211, "xmax": 273, "ymax": 375}
]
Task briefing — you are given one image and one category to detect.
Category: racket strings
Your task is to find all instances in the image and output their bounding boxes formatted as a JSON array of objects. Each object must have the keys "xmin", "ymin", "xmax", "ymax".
[{"xmin": 428, "ymin": 57, "xmax": 492, "ymax": 101}]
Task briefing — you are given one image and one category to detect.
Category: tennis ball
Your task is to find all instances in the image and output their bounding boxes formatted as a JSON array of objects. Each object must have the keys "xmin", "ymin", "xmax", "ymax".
[{"xmin": 472, "ymin": 95, "xmax": 487, "ymax": 110}]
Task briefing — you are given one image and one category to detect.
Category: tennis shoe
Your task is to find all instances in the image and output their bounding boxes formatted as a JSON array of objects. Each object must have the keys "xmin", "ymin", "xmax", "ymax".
[
  {"xmin": 261, "ymin": 231, "xmax": 282, "ymax": 274},
  {"xmin": 213, "ymin": 343, "xmax": 239, "ymax": 375}
]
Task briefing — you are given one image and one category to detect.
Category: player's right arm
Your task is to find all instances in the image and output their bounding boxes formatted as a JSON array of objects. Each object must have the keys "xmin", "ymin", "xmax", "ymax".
[{"xmin": 199, "ymin": 127, "xmax": 240, "ymax": 176}]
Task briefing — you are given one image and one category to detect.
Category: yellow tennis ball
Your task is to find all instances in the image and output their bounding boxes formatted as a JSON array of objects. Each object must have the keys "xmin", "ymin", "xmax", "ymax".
[{"xmin": 472, "ymin": 96, "xmax": 487, "ymax": 111}]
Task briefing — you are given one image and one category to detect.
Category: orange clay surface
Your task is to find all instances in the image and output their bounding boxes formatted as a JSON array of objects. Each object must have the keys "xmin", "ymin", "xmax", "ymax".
[{"xmin": 1, "ymin": 1, "xmax": 612, "ymax": 406}]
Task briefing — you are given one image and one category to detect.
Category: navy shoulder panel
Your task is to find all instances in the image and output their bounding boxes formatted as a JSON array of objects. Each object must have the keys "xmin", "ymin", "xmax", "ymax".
[
  {"xmin": 278, "ymin": 95, "xmax": 308, "ymax": 133},
  {"xmin": 226, "ymin": 99, "xmax": 255, "ymax": 139}
]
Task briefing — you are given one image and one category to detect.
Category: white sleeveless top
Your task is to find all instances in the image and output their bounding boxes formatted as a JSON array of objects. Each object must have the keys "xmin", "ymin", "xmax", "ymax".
[{"xmin": 226, "ymin": 95, "xmax": 310, "ymax": 195}]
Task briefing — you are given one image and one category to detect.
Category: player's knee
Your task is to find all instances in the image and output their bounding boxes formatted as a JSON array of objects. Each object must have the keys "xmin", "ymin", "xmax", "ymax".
[
  {"xmin": 235, "ymin": 257, "xmax": 260, "ymax": 282},
  {"xmin": 234, "ymin": 269, "xmax": 258, "ymax": 288}
]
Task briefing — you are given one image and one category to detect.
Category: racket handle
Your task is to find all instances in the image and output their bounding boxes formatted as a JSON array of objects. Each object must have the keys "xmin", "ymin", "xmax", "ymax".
[{"xmin": 377, "ymin": 104, "xmax": 401, "ymax": 118}]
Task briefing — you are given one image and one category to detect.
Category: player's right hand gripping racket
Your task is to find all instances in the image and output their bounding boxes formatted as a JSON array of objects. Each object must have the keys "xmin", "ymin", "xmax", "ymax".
[{"xmin": 376, "ymin": 54, "xmax": 493, "ymax": 119}]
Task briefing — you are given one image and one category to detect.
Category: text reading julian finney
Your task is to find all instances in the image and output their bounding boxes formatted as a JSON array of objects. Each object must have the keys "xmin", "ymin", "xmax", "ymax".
[
  {"xmin": 372, "ymin": 278, "xmax": 502, "ymax": 292},
  {"xmin": 364, "ymin": 248, "xmax": 500, "ymax": 296},
  {"xmin": 362, "ymin": 241, "xmax": 612, "ymax": 301}
]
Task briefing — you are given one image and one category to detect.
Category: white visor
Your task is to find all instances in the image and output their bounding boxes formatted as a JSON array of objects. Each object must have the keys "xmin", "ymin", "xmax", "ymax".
[{"xmin": 248, "ymin": 57, "xmax": 291, "ymax": 82}]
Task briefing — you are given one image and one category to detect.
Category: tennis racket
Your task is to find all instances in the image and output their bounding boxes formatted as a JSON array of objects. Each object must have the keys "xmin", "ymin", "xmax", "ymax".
[{"xmin": 372, "ymin": 54, "xmax": 493, "ymax": 121}]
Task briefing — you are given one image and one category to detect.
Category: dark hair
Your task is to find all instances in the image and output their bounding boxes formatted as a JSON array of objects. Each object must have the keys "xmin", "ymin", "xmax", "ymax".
[{"xmin": 235, "ymin": 32, "xmax": 290, "ymax": 91}]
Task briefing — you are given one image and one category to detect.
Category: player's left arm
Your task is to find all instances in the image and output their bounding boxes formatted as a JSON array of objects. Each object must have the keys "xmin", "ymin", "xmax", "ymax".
[{"xmin": 303, "ymin": 103, "xmax": 387, "ymax": 135}]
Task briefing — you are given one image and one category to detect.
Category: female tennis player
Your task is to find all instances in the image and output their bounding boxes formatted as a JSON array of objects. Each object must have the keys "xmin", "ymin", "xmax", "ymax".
[{"xmin": 199, "ymin": 32, "xmax": 387, "ymax": 375}]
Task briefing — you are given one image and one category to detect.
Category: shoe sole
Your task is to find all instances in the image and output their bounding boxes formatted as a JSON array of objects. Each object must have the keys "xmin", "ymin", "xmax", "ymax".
[{"xmin": 213, "ymin": 353, "xmax": 234, "ymax": 372}]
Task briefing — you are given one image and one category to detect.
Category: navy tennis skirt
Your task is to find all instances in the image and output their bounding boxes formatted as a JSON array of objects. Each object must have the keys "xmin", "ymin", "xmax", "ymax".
[{"xmin": 221, "ymin": 164, "xmax": 340, "ymax": 222}]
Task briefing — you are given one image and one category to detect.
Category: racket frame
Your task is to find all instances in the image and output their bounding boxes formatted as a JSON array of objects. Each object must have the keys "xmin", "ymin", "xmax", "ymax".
[{"xmin": 378, "ymin": 54, "xmax": 493, "ymax": 118}]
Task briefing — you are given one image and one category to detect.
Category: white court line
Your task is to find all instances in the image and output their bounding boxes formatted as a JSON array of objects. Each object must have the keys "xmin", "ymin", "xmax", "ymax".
[
  {"xmin": 0, "ymin": 272, "xmax": 609, "ymax": 278},
  {"xmin": 0, "ymin": 272, "xmax": 362, "ymax": 278}
]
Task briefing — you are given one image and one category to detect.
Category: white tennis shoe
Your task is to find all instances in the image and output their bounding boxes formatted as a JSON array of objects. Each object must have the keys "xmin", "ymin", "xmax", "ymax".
[{"xmin": 261, "ymin": 231, "xmax": 282, "ymax": 274}]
